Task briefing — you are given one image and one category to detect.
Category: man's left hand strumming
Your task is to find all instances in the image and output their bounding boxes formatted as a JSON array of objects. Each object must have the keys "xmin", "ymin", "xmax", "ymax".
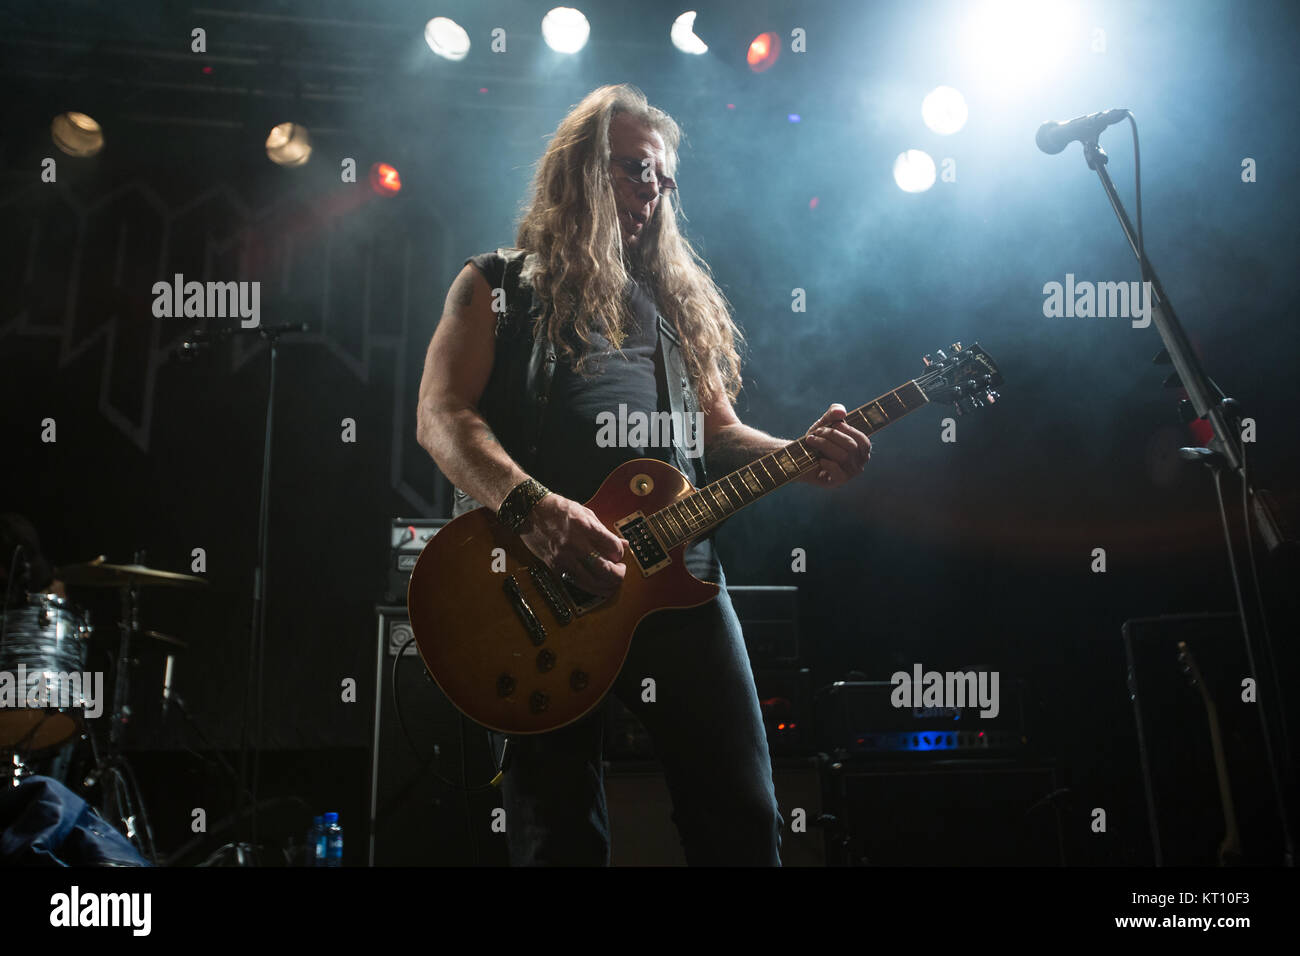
[{"xmin": 799, "ymin": 403, "xmax": 872, "ymax": 488}]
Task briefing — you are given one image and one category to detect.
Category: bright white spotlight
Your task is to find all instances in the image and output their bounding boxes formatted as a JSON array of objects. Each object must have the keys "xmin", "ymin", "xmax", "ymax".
[
  {"xmin": 425, "ymin": 17, "xmax": 470, "ymax": 61},
  {"xmin": 671, "ymin": 12, "xmax": 708, "ymax": 54},
  {"xmin": 922, "ymin": 86, "xmax": 968, "ymax": 135},
  {"xmin": 893, "ymin": 150, "xmax": 936, "ymax": 193},
  {"xmin": 964, "ymin": 0, "xmax": 1077, "ymax": 88},
  {"xmin": 542, "ymin": 7, "xmax": 590, "ymax": 54}
]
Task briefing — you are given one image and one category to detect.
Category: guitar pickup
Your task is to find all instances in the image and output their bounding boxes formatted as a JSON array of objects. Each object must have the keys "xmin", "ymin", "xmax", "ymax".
[{"xmin": 503, "ymin": 574, "xmax": 546, "ymax": 646}]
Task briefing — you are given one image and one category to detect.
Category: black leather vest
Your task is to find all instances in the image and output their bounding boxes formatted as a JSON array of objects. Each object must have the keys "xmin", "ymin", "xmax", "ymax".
[{"xmin": 451, "ymin": 248, "xmax": 709, "ymax": 520}]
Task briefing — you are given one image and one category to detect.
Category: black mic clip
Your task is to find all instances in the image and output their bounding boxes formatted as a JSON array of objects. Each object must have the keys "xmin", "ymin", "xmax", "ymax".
[{"xmin": 1179, "ymin": 445, "xmax": 1227, "ymax": 471}]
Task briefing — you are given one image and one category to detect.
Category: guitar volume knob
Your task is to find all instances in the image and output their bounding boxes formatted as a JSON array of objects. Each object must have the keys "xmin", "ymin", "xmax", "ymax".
[
  {"xmin": 570, "ymin": 670, "xmax": 588, "ymax": 692},
  {"xmin": 537, "ymin": 648, "xmax": 556, "ymax": 672},
  {"xmin": 529, "ymin": 691, "xmax": 550, "ymax": 714},
  {"xmin": 496, "ymin": 674, "xmax": 516, "ymax": 697}
]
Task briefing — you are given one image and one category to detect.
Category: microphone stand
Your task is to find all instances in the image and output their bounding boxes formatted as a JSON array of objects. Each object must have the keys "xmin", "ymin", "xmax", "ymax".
[
  {"xmin": 187, "ymin": 321, "xmax": 308, "ymax": 866},
  {"xmin": 1078, "ymin": 136, "xmax": 1295, "ymax": 865}
]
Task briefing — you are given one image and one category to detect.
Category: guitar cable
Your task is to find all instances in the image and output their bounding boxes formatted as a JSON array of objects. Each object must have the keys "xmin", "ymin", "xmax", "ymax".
[{"xmin": 392, "ymin": 632, "xmax": 505, "ymax": 793}]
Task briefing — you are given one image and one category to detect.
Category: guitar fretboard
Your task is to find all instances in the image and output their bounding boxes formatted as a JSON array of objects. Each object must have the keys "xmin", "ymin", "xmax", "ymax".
[{"xmin": 647, "ymin": 379, "xmax": 929, "ymax": 548}]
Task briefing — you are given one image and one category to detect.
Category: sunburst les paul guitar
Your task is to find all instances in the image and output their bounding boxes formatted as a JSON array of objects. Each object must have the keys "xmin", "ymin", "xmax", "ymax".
[{"xmin": 408, "ymin": 342, "xmax": 1004, "ymax": 735}]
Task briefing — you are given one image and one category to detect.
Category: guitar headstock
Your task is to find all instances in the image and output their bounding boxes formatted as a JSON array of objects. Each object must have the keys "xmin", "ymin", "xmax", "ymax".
[{"xmin": 919, "ymin": 342, "xmax": 1004, "ymax": 415}]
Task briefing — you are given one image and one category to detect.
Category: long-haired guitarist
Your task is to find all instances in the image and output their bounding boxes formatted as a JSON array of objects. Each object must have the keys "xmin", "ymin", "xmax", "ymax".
[{"xmin": 416, "ymin": 84, "xmax": 871, "ymax": 865}]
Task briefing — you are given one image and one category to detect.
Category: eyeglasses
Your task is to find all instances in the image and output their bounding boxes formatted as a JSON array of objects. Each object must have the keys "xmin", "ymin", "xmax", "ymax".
[{"xmin": 610, "ymin": 156, "xmax": 676, "ymax": 193}]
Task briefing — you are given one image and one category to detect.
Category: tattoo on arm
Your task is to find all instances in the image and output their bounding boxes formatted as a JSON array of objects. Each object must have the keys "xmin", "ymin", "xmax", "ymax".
[{"xmin": 451, "ymin": 270, "xmax": 475, "ymax": 311}]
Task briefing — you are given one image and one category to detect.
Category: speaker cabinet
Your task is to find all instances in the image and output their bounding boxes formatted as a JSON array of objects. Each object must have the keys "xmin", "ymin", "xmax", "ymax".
[
  {"xmin": 368, "ymin": 606, "xmax": 505, "ymax": 866},
  {"xmin": 822, "ymin": 761, "xmax": 1065, "ymax": 866}
]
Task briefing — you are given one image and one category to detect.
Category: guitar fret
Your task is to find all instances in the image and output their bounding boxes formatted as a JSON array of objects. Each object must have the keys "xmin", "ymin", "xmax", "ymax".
[
  {"xmin": 712, "ymin": 481, "xmax": 733, "ymax": 510},
  {"xmin": 665, "ymin": 506, "xmax": 686, "ymax": 541},
  {"xmin": 647, "ymin": 369, "xmax": 958, "ymax": 553}
]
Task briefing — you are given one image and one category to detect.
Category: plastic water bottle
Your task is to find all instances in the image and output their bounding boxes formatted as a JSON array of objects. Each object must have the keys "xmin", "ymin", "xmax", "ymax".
[
  {"xmin": 324, "ymin": 812, "xmax": 343, "ymax": 867},
  {"xmin": 307, "ymin": 815, "xmax": 325, "ymax": 867}
]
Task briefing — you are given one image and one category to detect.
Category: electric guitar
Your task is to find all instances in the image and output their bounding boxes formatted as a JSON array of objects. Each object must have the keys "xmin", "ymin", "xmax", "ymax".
[{"xmin": 408, "ymin": 342, "xmax": 1004, "ymax": 735}]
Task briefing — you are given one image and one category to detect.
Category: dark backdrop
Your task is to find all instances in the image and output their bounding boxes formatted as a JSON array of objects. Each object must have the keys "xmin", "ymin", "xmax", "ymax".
[{"xmin": 2, "ymin": 0, "xmax": 1297, "ymax": 864}]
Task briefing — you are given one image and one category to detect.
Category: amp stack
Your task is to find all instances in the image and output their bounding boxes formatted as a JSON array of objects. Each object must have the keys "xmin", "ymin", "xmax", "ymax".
[{"xmin": 812, "ymin": 676, "xmax": 1063, "ymax": 865}]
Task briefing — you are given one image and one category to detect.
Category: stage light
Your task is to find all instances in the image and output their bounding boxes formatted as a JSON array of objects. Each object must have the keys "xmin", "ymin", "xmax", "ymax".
[
  {"xmin": 922, "ymin": 86, "xmax": 968, "ymax": 135},
  {"xmin": 670, "ymin": 12, "xmax": 708, "ymax": 54},
  {"xmin": 747, "ymin": 32, "xmax": 779, "ymax": 72},
  {"xmin": 964, "ymin": 0, "xmax": 1077, "ymax": 88},
  {"xmin": 370, "ymin": 162, "xmax": 402, "ymax": 195},
  {"xmin": 51, "ymin": 112, "xmax": 104, "ymax": 157},
  {"xmin": 542, "ymin": 7, "xmax": 590, "ymax": 54},
  {"xmin": 893, "ymin": 150, "xmax": 936, "ymax": 193},
  {"xmin": 265, "ymin": 122, "xmax": 312, "ymax": 166},
  {"xmin": 425, "ymin": 17, "xmax": 470, "ymax": 61}
]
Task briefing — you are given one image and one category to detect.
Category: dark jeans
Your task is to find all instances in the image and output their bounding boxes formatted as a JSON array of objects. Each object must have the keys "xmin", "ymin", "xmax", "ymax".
[{"xmin": 496, "ymin": 567, "xmax": 783, "ymax": 865}]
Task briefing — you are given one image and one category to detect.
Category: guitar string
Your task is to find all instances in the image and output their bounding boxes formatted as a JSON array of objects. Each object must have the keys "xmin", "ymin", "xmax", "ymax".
[{"xmin": 646, "ymin": 358, "xmax": 992, "ymax": 547}]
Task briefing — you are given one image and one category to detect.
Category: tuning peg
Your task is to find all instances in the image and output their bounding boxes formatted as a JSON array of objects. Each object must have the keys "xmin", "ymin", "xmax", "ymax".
[
  {"xmin": 949, "ymin": 341, "xmax": 963, "ymax": 352},
  {"xmin": 935, "ymin": 349, "xmax": 948, "ymax": 361},
  {"xmin": 922, "ymin": 353, "xmax": 933, "ymax": 367},
  {"xmin": 984, "ymin": 390, "xmax": 999, "ymax": 405}
]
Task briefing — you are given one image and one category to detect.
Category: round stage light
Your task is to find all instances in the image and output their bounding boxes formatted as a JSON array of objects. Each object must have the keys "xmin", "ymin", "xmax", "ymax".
[
  {"xmin": 747, "ymin": 32, "xmax": 779, "ymax": 72},
  {"xmin": 922, "ymin": 86, "xmax": 968, "ymax": 135},
  {"xmin": 671, "ymin": 12, "xmax": 708, "ymax": 54},
  {"xmin": 51, "ymin": 112, "xmax": 104, "ymax": 157},
  {"xmin": 542, "ymin": 7, "xmax": 590, "ymax": 54},
  {"xmin": 265, "ymin": 123, "xmax": 312, "ymax": 167},
  {"xmin": 370, "ymin": 162, "xmax": 402, "ymax": 195},
  {"xmin": 893, "ymin": 150, "xmax": 936, "ymax": 193},
  {"xmin": 425, "ymin": 17, "xmax": 470, "ymax": 61}
]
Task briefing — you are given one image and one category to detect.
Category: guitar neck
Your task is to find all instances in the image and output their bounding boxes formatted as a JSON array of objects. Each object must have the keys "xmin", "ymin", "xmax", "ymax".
[{"xmin": 647, "ymin": 379, "xmax": 930, "ymax": 549}]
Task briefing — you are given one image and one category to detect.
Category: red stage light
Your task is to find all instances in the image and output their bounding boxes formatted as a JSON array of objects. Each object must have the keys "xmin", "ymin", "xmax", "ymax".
[
  {"xmin": 747, "ymin": 32, "xmax": 779, "ymax": 72},
  {"xmin": 370, "ymin": 162, "xmax": 402, "ymax": 195}
]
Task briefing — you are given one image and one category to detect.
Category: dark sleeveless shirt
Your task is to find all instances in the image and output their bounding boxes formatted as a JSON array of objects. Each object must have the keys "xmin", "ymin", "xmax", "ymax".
[{"xmin": 465, "ymin": 253, "xmax": 721, "ymax": 584}]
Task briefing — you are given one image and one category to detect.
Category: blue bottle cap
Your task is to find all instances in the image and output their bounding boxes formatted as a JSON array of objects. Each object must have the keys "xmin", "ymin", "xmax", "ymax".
[{"xmin": 324, "ymin": 812, "xmax": 339, "ymax": 824}]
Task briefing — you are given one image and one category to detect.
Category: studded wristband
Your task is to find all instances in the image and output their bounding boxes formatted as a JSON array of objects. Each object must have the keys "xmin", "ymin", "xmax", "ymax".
[{"xmin": 497, "ymin": 478, "xmax": 551, "ymax": 532}]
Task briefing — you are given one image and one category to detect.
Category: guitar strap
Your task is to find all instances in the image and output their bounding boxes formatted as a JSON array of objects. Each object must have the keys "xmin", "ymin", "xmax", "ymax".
[{"xmin": 451, "ymin": 248, "xmax": 711, "ymax": 522}]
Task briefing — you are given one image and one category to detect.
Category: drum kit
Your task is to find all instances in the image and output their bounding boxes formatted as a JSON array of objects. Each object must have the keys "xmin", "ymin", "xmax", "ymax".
[{"xmin": 0, "ymin": 555, "xmax": 206, "ymax": 861}]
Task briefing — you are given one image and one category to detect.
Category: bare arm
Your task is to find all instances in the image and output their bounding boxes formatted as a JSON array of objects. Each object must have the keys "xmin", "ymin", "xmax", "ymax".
[
  {"xmin": 416, "ymin": 264, "xmax": 531, "ymax": 512},
  {"xmin": 416, "ymin": 263, "xmax": 628, "ymax": 593},
  {"xmin": 699, "ymin": 366, "xmax": 871, "ymax": 486}
]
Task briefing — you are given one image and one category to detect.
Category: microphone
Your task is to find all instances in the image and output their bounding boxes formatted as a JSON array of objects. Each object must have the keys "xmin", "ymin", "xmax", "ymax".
[{"xmin": 1036, "ymin": 109, "xmax": 1129, "ymax": 155}]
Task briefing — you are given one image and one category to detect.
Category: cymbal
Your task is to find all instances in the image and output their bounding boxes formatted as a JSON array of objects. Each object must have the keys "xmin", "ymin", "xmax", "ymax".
[{"xmin": 55, "ymin": 557, "xmax": 208, "ymax": 589}]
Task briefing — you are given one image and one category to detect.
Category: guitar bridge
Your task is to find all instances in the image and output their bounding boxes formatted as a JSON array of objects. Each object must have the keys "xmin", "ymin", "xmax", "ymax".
[{"xmin": 503, "ymin": 574, "xmax": 546, "ymax": 646}]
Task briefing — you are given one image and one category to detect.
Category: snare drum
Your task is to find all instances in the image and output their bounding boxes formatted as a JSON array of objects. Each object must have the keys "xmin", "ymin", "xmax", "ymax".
[{"xmin": 0, "ymin": 593, "xmax": 93, "ymax": 752}]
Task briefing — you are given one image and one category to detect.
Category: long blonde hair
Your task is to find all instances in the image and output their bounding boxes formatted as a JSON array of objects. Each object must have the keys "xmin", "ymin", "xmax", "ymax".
[{"xmin": 515, "ymin": 84, "xmax": 744, "ymax": 411}]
